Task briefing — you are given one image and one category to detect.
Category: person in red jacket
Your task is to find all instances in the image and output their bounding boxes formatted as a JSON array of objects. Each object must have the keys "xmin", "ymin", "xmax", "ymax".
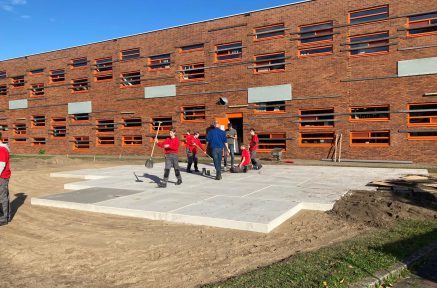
[
  {"xmin": 155, "ymin": 128, "xmax": 182, "ymax": 188},
  {"xmin": 230, "ymin": 144, "xmax": 250, "ymax": 173},
  {"xmin": 186, "ymin": 131, "xmax": 205, "ymax": 173},
  {"xmin": 0, "ymin": 133, "xmax": 11, "ymax": 226},
  {"xmin": 249, "ymin": 128, "xmax": 262, "ymax": 170}
]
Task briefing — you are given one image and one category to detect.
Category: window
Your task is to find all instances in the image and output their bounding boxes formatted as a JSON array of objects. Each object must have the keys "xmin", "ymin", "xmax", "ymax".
[
  {"xmin": 96, "ymin": 136, "xmax": 115, "ymax": 146},
  {"xmin": 215, "ymin": 42, "xmax": 243, "ymax": 62},
  {"xmin": 122, "ymin": 136, "xmax": 143, "ymax": 147},
  {"xmin": 180, "ymin": 43, "xmax": 204, "ymax": 52},
  {"xmin": 408, "ymin": 12, "xmax": 437, "ymax": 36},
  {"xmin": 14, "ymin": 123, "xmax": 26, "ymax": 136},
  {"xmin": 51, "ymin": 117, "xmax": 66, "ymax": 138},
  {"xmin": 151, "ymin": 117, "xmax": 172, "ymax": 134},
  {"xmin": 349, "ymin": 32, "xmax": 389, "ymax": 56},
  {"xmin": 254, "ymin": 23, "xmax": 285, "ymax": 40},
  {"xmin": 73, "ymin": 136, "xmax": 90, "ymax": 150},
  {"xmin": 30, "ymin": 83, "xmax": 44, "ymax": 96},
  {"xmin": 95, "ymin": 58, "xmax": 113, "ymax": 82},
  {"xmin": 71, "ymin": 78, "xmax": 89, "ymax": 92},
  {"xmin": 72, "ymin": 113, "xmax": 90, "ymax": 121},
  {"xmin": 0, "ymin": 71, "xmax": 6, "ymax": 79},
  {"xmin": 254, "ymin": 52, "xmax": 286, "ymax": 73},
  {"xmin": 122, "ymin": 118, "xmax": 142, "ymax": 128},
  {"xmin": 29, "ymin": 68, "xmax": 44, "ymax": 75},
  {"xmin": 181, "ymin": 106, "xmax": 206, "ymax": 122},
  {"xmin": 148, "ymin": 54, "xmax": 171, "ymax": 70},
  {"xmin": 180, "ymin": 63, "xmax": 205, "ymax": 81},
  {"xmin": 408, "ymin": 103, "xmax": 437, "ymax": 127},
  {"xmin": 408, "ymin": 131, "xmax": 437, "ymax": 140},
  {"xmin": 32, "ymin": 138, "xmax": 46, "ymax": 146},
  {"xmin": 50, "ymin": 69, "xmax": 65, "ymax": 83},
  {"xmin": 350, "ymin": 105, "xmax": 390, "ymax": 121},
  {"xmin": 299, "ymin": 46, "xmax": 333, "ymax": 57},
  {"xmin": 299, "ymin": 22, "xmax": 333, "ymax": 45},
  {"xmin": 12, "ymin": 76, "xmax": 25, "ymax": 88},
  {"xmin": 300, "ymin": 132, "xmax": 335, "ymax": 147},
  {"xmin": 14, "ymin": 138, "xmax": 27, "ymax": 144},
  {"xmin": 96, "ymin": 120, "xmax": 115, "ymax": 133},
  {"xmin": 121, "ymin": 71, "xmax": 141, "ymax": 87},
  {"xmin": 299, "ymin": 108, "xmax": 335, "ymax": 128},
  {"xmin": 31, "ymin": 116, "xmax": 46, "ymax": 128},
  {"xmin": 121, "ymin": 48, "xmax": 140, "ymax": 61},
  {"xmin": 350, "ymin": 131, "xmax": 390, "ymax": 147},
  {"xmin": 258, "ymin": 133, "xmax": 286, "ymax": 152},
  {"xmin": 349, "ymin": 5, "xmax": 389, "ymax": 25},
  {"xmin": 254, "ymin": 101, "xmax": 286, "ymax": 114},
  {"xmin": 72, "ymin": 57, "xmax": 87, "ymax": 68},
  {"xmin": 0, "ymin": 124, "xmax": 8, "ymax": 131},
  {"xmin": 0, "ymin": 85, "xmax": 7, "ymax": 96}
]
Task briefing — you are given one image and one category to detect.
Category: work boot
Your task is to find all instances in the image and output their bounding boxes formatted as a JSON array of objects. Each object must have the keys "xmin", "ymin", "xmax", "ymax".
[
  {"xmin": 176, "ymin": 179, "xmax": 182, "ymax": 185},
  {"xmin": 175, "ymin": 170, "xmax": 182, "ymax": 185},
  {"xmin": 158, "ymin": 179, "xmax": 168, "ymax": 188}
]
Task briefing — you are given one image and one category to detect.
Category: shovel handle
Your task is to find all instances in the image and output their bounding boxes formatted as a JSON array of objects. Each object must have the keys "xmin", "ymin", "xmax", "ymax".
[
  {"xmin": 150, "ymin": 122, "xmax": 162, "ymax": 157},
  {"xmin": 193, "ymin": 143, "xmax": 213, "ymax": 160}
]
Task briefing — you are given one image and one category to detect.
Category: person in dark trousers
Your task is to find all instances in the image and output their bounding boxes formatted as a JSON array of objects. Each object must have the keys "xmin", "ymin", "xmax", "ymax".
[
  {"xmin": 249, "ymin": 128, "xmax": 262, "ymax": 170},
  {"xmin": 0, "ymin": 133, "xmax": 11, "ymax": 226},
  {"xmin": 230, "ymin": 144, "xmax": 250, "ymax": 173},
  {"xmin": 155, "ymin": 128, "xmax": 182, "ymax": 188},
  {"xmin": 206, "ymin": 121, "xmax": 230, "ymax": 180},
  {"xmin": 186, "ymin": 131, "xmax": 205, "ymax": 173},
  {"xmin": 224, "ymin": 123, "xmax": 237, "ymax": 171}
]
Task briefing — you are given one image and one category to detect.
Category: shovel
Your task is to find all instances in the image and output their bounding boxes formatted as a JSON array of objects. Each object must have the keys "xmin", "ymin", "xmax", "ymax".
[{"xmin": 145, "ymin": 122, "xmax": 162, "ymax": 168}]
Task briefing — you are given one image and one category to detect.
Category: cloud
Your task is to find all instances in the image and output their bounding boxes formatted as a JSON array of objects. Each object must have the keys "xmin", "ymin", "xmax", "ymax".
[
  {"xmin": 1, "ymin": 4, "xmax": 13, "ymax": 11},
  {"xmin": 11, "ymin": 0, "xmax": 26, "ymax": 5},
  {"xmin": 0, "ymin": 0, "xmax": 27, "ymax": 12},
  {"xmin": 49, "ymin": 18, "xmax": 55, "ymax": 22},
  {"xmin": 20, "ymin": 14, "xmax": 29, "ymax": 19}
]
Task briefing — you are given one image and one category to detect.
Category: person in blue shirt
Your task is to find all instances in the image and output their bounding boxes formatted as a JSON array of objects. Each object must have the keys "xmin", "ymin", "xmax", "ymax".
[{"xmin": 206, "ymin": 121, "xmax": 230, "ymax": 180}]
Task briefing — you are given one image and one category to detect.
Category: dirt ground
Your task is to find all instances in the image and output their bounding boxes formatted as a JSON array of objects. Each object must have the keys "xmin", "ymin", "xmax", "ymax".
[{"xmin": 0, "ymin": 157, "xmax": 435, "ymax": 288}]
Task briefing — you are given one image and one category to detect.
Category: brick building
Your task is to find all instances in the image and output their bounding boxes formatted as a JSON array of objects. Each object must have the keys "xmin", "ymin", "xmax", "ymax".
[{"xmin": 0, "ymin": 0, "xmax": 436, "ymax": 162}]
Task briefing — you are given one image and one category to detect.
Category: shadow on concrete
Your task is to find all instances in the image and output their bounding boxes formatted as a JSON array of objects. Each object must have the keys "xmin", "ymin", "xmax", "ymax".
[
  {"xmin": 142, "ymin": 173, "xmax": 162, "ymax": 185},
  {"xmin": 10, "ymin": 192, "xmax": 27, "ymax": 221}
]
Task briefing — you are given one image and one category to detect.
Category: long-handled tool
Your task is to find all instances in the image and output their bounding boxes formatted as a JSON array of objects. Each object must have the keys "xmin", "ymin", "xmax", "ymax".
[
  {"xmin": 194, "ymin": 143, "xmax": 213, "ymax": 160},
  {"xmin": 145, "ymin": 122, "xmax": 162, "ymax": 168}
]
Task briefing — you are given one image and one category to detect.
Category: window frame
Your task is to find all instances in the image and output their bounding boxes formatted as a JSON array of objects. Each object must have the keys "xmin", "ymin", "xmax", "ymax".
[
  {"xmin": 350, "ymin": 130, "xmax": 390, "ymax": 147},
  {"xmin": 122, "ymin": 118, "xmax": 142, "ymax": 129},
  {"xmin": 96, "ymin": 119, "xmax": 115, "ymax": 134},
  {"xmin": 148, "ymin": 54, "xmax": 171, "ymax": 71},
  {"xmin": 407, "ymin": 103, "xmax": 437, "ymax": 127},
  {"xmin": 11, "ymin": 75, "xmax": 25, "ymax": 88},
  {"xmin": 253, "ymin": 52, "xmax": 286, "ymax": 74},
  {"xmin": 71, "ymin": 57, "xmax": 88, "ymax": 69},
  {"xmin": 215, "ymin": 42, "xmax": 243, "ymax": 63},
  {"xmin": 30, "ymin": 83, "xmax": 45, "ymax": 97},
  {"xmin": 29, "ymin": 68, "xmax": 45, "ymax": 76},
  {"xmin": 51, "ymin": 117, "xmax": 67, "ymax": 139},
  {"xmin": 254, "ymin": 23, "xmax": 285, "ymax": 41},
  {"xmin": 72, "ymin": 113, "xmax": 90, "ymax": 122},
  {"xmin": 181, "ymin": 105, "xmax": 206, "ymax": 123},
  {"xmin": 349, "ymin": 5, "xmax": 389, "ymax": 25},
  {"xmin": 13, "ymin": 123, "xmax": 27, "ymax": 136},
  {"xmin": 32, "ymin": 137, "xmax": 46, "ymax": 147},
  {"xmin": 407, "ymin": 12, "xmax": 437, "ymax": 37},
  {"xmin": 180, "ymin": 63, "xmax": 205, "ymax": 82},
  {"xmin": 31, "ymin": 115, "xmax": 46, "ymax": 128},
  {"xmin": 299, "ymin": 108, "xmax": 335, "ymax": 129},
  {"xmin": 120, "ymin": 71, "xmax": 141, "ymax": 87},
  {"xmin": 298, "ymin": 45, "xmax": 333, "ymax": 58},
  {"xmin": 70, "ymin": 78, "xmax": 89, "ymax": 93},
  {"xmin": 349, "ymin": 31, "xmax": 390, "ymax": 57},
  {"xmin": 349, "ymin": 105, "xmax": 390, "ymax": 122},
  {"xmin": 73, "ymin": 136, "xmax": 90, "ymax": 150},
  {"xmin": 257, "ymin": 132, "xmax": 287, "ymax": 152},
  {"xmin": 253, "ymin": 101, "xmax": 286, "ymax": 115},
  {"xmin": 0, "ymin": 84, "xmax": 8, "ymax": 96},
  {"xmin": 179, "ymin": 43, "xmax": 204, "ymax": 53},
  {"xmin": 122, "ymin": 135, "xmax": 143, "ymax": 147},
  {"xmin": 96, "ymin": 135, "xmax": 115, "ymax": 147},
  {"xmin": 49, "ymin": 69, "xmax": 65, "ymax": 83},
  {"xmin": 94, "ymin": 57, "xmax": 113, "ymax": 82},
  {"xmin": 407, "ymin": 131, "xmax": 437, "ymax": 141},
  {"xmin": 300, "ymin": 132, "xmax": 335, "ymax": 147},
  {"xmin": 0, "ymin": 71, "xmax": 6, "ymax": 79},
  {"xmin": 120, "ymin": 48, "xmax": 141, "ymax": 61},
  {"xmin": 151, "ymin": 116, "xmax": 173, "ymax": 134}
]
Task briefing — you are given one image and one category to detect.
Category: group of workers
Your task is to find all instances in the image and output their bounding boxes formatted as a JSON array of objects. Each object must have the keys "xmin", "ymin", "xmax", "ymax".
[{"xmin": 154, "ymin": 121, "xmax": 262, "ymax": 188}]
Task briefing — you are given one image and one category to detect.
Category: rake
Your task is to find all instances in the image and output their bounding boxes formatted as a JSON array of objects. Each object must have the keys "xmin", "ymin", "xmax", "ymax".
[{"xmin": 145, "ymin": 121, "xmax": 162, "ymax": 168}]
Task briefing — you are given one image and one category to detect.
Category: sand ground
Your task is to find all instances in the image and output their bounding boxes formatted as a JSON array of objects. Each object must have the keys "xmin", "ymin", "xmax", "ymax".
[{"xmin": 0, "ymin": 157, "xmax": 369, "ymax": 288}]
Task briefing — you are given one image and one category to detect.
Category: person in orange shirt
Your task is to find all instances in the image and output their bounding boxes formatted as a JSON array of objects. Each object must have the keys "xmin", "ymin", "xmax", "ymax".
[
  {"xmin": 155, "ymin": 128, "xmax": 182, "ymax": 188},
  {"xmin": 230, "ymin": 144, "xmax": 250, "ymax": 173}
]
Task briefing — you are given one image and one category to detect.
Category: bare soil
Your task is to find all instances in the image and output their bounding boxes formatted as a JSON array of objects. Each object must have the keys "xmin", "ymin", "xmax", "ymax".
[{"xmin": 0, "ymin": 157, "xmax": 434, "ymax": 288}]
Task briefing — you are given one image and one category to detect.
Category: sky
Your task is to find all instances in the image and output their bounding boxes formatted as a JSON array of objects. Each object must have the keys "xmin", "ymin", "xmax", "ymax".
[{"xmin": 0, "ymin": 0, "xmax": 305, "ymax": 61}]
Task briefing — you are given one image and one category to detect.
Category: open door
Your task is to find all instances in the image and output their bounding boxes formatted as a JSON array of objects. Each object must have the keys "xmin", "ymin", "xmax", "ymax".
[{"xmin": 215, "ymin": 117, "xmax": 228, "ymax": 131}]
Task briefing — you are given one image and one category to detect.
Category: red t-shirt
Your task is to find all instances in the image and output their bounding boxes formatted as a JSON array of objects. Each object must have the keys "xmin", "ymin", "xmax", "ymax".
[
  {"xmin": 249, "ymin": 134, "xmax": 258, "ymax": 151},
  {"xmin": 158, "ymin": 137, "xmax": 180, "ymax": 154},
  {"xmin": 241, "ymin": 149, "xmax": 250, "ymax": 166},
  {"xmin": 0, "ymin": 146, "xmax": 11, "ymax": 179}
]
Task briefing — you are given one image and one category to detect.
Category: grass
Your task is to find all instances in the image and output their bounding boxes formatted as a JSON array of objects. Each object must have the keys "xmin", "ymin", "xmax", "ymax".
[
  {"xmin": 203, "ymin": 220, "xmax": 437, "ymax": 288},
  {"xmin": 10, "ymin": 154, "xmax": 54, "ymax": 160}
]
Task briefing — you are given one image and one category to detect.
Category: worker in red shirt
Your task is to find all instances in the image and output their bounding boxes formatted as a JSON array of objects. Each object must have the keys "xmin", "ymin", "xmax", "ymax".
[
  {"xmin": 249, "ymin": 128, "xmax": 262, "ymax": 170},
  {"xmin": 155, "ymin": 128, "xmax": 182, "ymax": 188},
  {"xmin": 186, "ymin": 131, "xmax": 205, "ymax": 173},
  {"xmin": 231, "ymin": 144, "xmax": 250, "ymax": 173},
  {"xmin": 0, "ymin": 132, "xmax": 11, "ymax": 226}
]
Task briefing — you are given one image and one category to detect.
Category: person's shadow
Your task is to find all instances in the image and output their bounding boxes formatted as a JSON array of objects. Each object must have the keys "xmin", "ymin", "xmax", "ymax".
[
  {"xmin": 142, "ymin": 173, "xmax": 163, "ymax": 185},
  {"xmin": 9, "ymin": 193, "xmax": 27, "ymax": 221}
]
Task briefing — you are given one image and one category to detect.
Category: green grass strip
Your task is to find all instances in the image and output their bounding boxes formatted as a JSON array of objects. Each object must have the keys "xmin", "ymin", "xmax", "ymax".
[{"xmin": 203, "ymin": 220, "xmax": 437, "ymax": 288}]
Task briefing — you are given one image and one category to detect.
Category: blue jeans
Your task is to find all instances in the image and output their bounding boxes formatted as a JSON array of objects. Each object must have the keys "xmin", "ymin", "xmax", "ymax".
[{"xmin": 212, "ymin": 148, "xmax": 223, "ymax": 176}]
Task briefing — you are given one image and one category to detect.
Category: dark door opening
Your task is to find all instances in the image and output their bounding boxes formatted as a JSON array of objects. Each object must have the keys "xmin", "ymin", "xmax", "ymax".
[{"xmin": 228, "ymin": 117, "xmax": 243, "ymax": 155}]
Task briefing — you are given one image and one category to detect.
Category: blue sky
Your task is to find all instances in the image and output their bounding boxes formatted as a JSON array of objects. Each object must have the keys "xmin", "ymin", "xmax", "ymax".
[{"xmin": 0, "ymin": 0, "xmax": 304, "ymax": 61}]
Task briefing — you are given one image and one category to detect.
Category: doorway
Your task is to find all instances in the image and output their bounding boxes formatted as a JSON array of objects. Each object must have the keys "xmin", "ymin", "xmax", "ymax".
[{"xmin": 227, "ymin": 113, "xmax": 243, "ymax": 155}]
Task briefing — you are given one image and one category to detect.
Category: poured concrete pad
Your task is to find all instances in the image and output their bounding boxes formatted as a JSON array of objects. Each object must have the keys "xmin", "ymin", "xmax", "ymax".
[{"xmin": 31, "ymin": 164, "xmax": 427, "ymax": 233}]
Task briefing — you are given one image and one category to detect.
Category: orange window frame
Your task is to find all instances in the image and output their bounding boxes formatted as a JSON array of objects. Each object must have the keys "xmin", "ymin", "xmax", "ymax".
[
  {"xmin": 122, "ymin": 118, "xmax": 142, "ymax": 129},
  {"xmin": 31, "ymin": 116, "xmax": 46, "ymax": 128},
  {"xmin": 253, "ymin": 52, "xmax": 286, "ymax": 74},
  {"xmin": 49, "ymin": 69, "xmax": 65, "ymax": 83},
  {"xmin": 51, "ymin": 117, "xmax": 67, "ymax": 138},
  {"xmin": 72, "ymin": 113, "xmax": 90, "ymax": 122},
  {"xmin": 0, "ymin": 85, "xmax": 7, "ymax": 95},
  {"xmin": 148, "ymin": 54, "xmax": 171, "ymax": 70},
  {"xmin": 253, "ymin": 101, "xmax": 286, "ymax": 115},
  {"xmin": 299, "ymin": 21, "xmax": 333, "ymax": 46},
  {"xmin": 13, "ymin": 123, "xmax": 26, "ymax": 136},
  {"xmin": 150, "ymin": 117, "xmax": 172, "ymax": 134},
  {"xmin": 215, "ymin": 42, "xmax": 243, "ymax": 63},
  {"xmin": 179, "ymin": 43, "xmax": 204, "ymax": 53},
  {"xmin": 11, "ymin": 76, "xmax": 25, "ymax": 88},
  {"xmin": 0, "ymin": 71, "xmax": 6, "ymax": 79},
  {"xmin": 349, "ymin": 31, "xmax": 389, "ymax": 57},
  {"xmin": 96, "ymin": 135, "xmax": 115, "ymax": 147},
  {"xmin": 120, "ymin": 48, "xmax": 140, "ymax": 61},
  {"xmin": 299, "ymin": 108, "xmax": 335, "ymax": 129},
  {"xmin": 71, "ymin": 57, "xmax": 87, "ymax": 69},
  {"xmin": 349, "ymin": 105, "xmax": 390, "ymax": 122},
  {"xmin": 120, "ymin": 71, "xmax": 141, "ymax": 87},
  {"xmin": 257, "ymin": 132, "xmax": 286, "ymax": 152},
  {"xmin": 408, "ymin": 13, "xmax": 437, "ymax": 37},
  {"xmin": 180, "ymin": 63, "xmax": 205, "ymax": 82},
  {"xmin": 407, "ymin": 131, "xmax": 437, "ymax": 141},
  {"xmin": 350, "ymin": 131, "xmax": 390, "ymax": 147},
  {"xmin": 298, "ymin": 45, "xmax": 333, "ymax": 58},
  {"xmin": 32, "ymin": 138, "xmax": 46, "ymax": 147},
  {"xmin": 122, "ymin": 135, "xmax": 143, "ymax": 147},
  {"xmin": 299, "ymin": 132, "xmax": 335, "ymax": 147},
  {"xmin": 349, "ymin": 5, "xmax": 389, "ymax": 25},
  {"xmin": 254, "ymin": 23, "xmax": 285, "ymax": 41},
  {"xmin": 73, "ymin": 136, "xmax": 90, "ymax": 150},
  {"xmin": 181, "ymin": 106, "xmax": 206, "ymax": 123},
  {"xmin": 94, "ymin": 57, "xmax": 113, "ymax": 82},
  {"xmin": 29, "ymin": 68, "xmax": 44, "ymax": 76},
  {"xmin": 71, "ymin": 78, "xmax": 89, "ymax": 93},
  {"xmin": 407, "ymin": 103, "xmax": 437, "ymax": 127},
  {"xmin": 30, "ymin": 83, "xmax": 44, "ymax": 97},
  {"xmin": 13, "ymin": 138, "xmax": 27, "ymax": 144},
  {"xmin": 96, "ymin": 120, "xmax": 115, "ymax": 134}
]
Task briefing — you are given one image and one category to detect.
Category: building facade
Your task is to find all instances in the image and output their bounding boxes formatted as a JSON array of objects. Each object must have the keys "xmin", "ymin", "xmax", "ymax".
[{"xmin": 0, "ymin": 0, "xmax": 436, "ymax": 162}]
